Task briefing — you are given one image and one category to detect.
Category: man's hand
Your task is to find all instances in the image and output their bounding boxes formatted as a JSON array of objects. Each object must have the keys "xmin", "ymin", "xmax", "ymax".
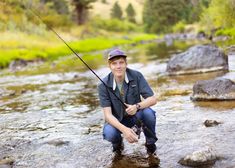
[
  {"xmin": 122, "ymin": 127, "xmax": 138, "ymax": 143},
  {"xmin": 125, "ymin": 103, "xmax": 138, "ymax": 116}
]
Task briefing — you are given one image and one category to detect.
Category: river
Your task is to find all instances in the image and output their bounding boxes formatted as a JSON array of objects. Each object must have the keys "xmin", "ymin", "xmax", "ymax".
[{"xmin": 0, "ymin": 40, "xmax": 235, "ymax": 168}]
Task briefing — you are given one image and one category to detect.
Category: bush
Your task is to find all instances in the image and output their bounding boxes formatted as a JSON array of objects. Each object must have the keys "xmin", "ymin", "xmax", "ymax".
[
  {"xmin": 215, "ymin": 28, "xmax": 235, "ymax": 37},
  {"xmin": 172, "ymin": 21, "xmax": 186, "ymax": 33}
]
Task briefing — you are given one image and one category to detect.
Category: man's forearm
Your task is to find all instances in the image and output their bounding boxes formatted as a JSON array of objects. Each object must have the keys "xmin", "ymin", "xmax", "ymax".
[
  {"xmin": 137, "ymin": 95, "xmax": 157, "ymax": 110},
  {"xmin": 103, "ymin": 107, "xmax": 126, "ymax": 133}
]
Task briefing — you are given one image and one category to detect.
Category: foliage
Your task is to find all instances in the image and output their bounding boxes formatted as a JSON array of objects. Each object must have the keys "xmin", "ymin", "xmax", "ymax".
[
  {"xmin": 42, "ymin": 0, "xmax": 69, "ymax": 14},
  {"xmin": 200, "ymin": 0, "xmax": 235, "ymax": 32},
  {"xmin": 125, "ymin": 3, "xmax": 136, "ymax": 23},
  {"xmin": 215, "ymin": 28, "xmax": 235, "ymax": 37},
  {"xmin": 186, "ymin": 0, "xmax": 211, "ymax": 23},
  {"xmin": 143, "ymin": 0, "xmax": 190, "ymax": 33},
  {"xmin": 110, "ymin": 1, "xmax": 123, "ymax": 20},
  {"xmin": 172, "ymin": 21, "xmax": 186, "ymax": 33},
  {"xmin": 143, "ymin": 0, "xmax": 212, "ymax": 33},
  {"xmin": 0, "ymin": 0, "xmax": 72, "ymax": 32}
]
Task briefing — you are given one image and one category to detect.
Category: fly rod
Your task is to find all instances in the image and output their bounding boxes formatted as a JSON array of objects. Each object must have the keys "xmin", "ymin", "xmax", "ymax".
[{"xmin": 27, "ymin": 7, "xmax": 158, "ymax": 141}]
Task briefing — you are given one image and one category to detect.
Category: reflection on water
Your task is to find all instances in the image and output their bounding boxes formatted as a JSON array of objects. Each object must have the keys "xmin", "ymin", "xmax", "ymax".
[
  {"xmin": 168, "ymin": 71, "xmax": 227, "ymax": 84},
  {"xmin": 0, "ymin": 40, "xmax": 235, "ymax": 168},
  {"xmin": 193, "ymin": 100, "xmax": 235, "ymax": 110},
  {"xmin": 144, "ymin": 40, "xmax": 203, "ymax": 60}
]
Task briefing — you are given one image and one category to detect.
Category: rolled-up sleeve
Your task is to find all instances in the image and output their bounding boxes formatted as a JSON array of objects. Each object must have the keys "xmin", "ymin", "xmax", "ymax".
[
  {"xmin": 138, "ymin": 72, "xmax": 154, "ymax": 99},
  {"xmin": 98, "ymin": 83, "xmax": 111, "ymax": 107}
]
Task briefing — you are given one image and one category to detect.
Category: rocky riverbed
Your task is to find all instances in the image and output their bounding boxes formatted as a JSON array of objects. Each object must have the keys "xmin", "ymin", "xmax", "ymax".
[{"xmin": 0, "ymin": 41, "xmax": 235, "ymax": 168}]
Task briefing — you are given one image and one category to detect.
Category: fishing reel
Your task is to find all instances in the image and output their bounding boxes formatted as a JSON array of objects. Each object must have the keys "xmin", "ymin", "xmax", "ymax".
[{"xmin": 131, "ymin": 124, "xmax": 141, "ymax": 139}]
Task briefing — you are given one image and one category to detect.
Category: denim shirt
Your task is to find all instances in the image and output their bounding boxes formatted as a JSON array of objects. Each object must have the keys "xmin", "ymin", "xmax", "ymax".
[{"xmin": 98, "ymin": 68, "xmax": 154, "ymax": 121}]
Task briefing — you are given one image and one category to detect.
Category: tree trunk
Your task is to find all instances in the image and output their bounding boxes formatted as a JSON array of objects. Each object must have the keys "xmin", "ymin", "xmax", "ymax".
[{"xmin": 75, "ymin": 4, "xmax": 86, "ymax": 25}]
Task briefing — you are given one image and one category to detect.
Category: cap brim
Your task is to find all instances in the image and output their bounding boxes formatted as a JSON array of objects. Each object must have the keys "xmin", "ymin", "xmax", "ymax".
[{"xmin": 108, "ymin": 55, "xmax": 127, "ymax": 60}]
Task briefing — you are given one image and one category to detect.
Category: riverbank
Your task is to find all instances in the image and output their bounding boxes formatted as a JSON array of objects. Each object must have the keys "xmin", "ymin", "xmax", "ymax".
[{"xmin": 0, "ymin": 31, "xmax": 158, "ymax": 69}]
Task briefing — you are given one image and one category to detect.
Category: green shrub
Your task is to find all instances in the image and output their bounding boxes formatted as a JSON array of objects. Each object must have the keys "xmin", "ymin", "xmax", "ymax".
[
  {"xmin": 215, "ymin": 28, "xmax": 235, "ymax": 37},
  {"xmin": 172, "ymin": 21, "xmax": 186, "ymax": 33}
]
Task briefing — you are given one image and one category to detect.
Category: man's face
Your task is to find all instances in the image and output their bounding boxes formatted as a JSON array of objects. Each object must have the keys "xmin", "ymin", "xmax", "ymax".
[{"xmin": 109, "ymin": 57, "xmax": 127, "ymax": 78}]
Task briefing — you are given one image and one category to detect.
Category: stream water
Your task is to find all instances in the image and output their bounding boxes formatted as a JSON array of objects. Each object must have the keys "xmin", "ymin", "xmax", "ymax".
[{"xmin": 0, "ymin": 40, "xmax": 235, "ymax": 168}]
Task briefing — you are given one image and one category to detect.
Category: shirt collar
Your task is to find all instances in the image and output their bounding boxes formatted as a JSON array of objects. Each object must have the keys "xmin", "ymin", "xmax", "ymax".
[{"xmin": 113, "ymin": 72, "xmax": 129, "ymax": 90}]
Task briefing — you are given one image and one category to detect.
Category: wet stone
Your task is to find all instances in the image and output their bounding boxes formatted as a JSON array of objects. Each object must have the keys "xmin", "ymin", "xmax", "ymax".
[
  {"xmin": 167, "ymin": 44, "xmax": 228, "ymax": 75},
  {"xmin": 191, "ymin": 78, "xmax": 235, "ymax": 101},
  {"xmin": 0, "ymin": 156, "xmax": 14, "ymax": 168},
  {"xmin": 204, "ymin": 120, "xmax": 222, "ymax": 127},
  {"xmin": 179, "ymin": 147, "xmax": 218, "ymax": 167},
  {"xmin": 9, "ymin": 59, "xmax": 28, "ymax": 71},
  {"xmin": 148, "ymin": 154, "xmax": 160, "ymax": 167},
  {"xmin": 46, "ymin": 139, "xmax": 70, "ymax": 146},
  {"xmin": 83, "ymin": 124, "xmax": 102, "ymax": 135}
]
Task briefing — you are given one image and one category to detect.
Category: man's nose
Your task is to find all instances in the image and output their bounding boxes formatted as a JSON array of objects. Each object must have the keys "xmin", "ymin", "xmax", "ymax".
[{"xmin": 116, "ymin": 63, "xmax": 121, "ymax": 68}]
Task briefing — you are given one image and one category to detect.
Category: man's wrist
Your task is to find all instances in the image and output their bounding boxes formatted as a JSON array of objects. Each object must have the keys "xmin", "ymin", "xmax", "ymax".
[{"xmin": 135, "ymin": 103, "xmax": 141, "ymax": 110}]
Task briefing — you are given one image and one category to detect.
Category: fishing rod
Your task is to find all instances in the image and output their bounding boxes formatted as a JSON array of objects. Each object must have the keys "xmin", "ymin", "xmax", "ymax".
[{"xmin": 27, "ymin": 7, "xmax": 157, "ymax": 141}]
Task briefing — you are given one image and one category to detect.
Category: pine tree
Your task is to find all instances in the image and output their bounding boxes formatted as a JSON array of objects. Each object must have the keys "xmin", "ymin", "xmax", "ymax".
[
  {"xmin": 125, "ymin": 3, "xmax": 136, "ymax": 23},
  {"xmin": 111, "ymin": 1, "xmax": 123, "ymax": 20},
  {"xmin": 72, "ymin": 0, "xmax": 96, "ymax": 25}
]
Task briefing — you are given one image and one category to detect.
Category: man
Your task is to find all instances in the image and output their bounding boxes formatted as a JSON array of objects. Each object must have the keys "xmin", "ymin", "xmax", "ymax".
[{"xmin": 98, "ymin": 49, "xmax": 158, "ymax": 162}]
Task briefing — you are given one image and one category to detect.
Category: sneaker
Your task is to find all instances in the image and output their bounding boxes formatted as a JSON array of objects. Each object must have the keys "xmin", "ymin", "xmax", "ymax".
[
  {"xmin": 112, "ymin": 140, "xmax": 124, "ymax": 154},
  {"xmin": 145, "ymin": 143, "xmax": 156, "ymax": 154}
]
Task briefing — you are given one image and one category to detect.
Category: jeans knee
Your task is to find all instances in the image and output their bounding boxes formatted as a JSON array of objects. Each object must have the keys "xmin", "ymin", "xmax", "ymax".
[
  {"xmin": 142, "ymin": 108, "xmax": 156, "ymax": 122},
  {"xmin": 103, "ymin": 124, "xmax": 121, "ymax": 143}
]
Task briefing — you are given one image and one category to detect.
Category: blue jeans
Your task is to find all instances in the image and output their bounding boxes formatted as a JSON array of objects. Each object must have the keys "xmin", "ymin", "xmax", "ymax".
[{"xmin": 103, "ymin": 108, "xmax": 157, "ymax": 145}]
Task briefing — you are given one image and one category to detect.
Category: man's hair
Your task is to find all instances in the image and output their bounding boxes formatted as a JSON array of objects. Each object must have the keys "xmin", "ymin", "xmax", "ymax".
[{"xmin": 108, "ymin": 56, "xmax": 127, "ymax": 64}]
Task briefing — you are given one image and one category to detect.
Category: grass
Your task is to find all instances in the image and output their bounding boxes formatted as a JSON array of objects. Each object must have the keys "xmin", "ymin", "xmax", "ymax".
[{"xmin": 0, "ymin": 30, "xmax": 157, "ymax": 68}]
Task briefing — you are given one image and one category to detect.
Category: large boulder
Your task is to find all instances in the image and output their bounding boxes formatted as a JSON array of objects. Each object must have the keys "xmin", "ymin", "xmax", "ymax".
[
  {"xmin": 166, "ymin": 45, "xmax": 228, "ymax": 75},
  {"xmin": 191, "ymin": 78, "xmax": 235, "ymax": 101}
]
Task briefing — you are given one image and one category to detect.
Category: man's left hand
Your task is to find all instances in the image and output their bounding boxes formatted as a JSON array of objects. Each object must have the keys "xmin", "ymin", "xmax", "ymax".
[{"xmin": 124, "ymin": 103, "xmax": 138, "ymax": 116}]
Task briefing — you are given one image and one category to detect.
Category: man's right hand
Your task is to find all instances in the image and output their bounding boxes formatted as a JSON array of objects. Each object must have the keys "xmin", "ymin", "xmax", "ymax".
[{"xmin": 122, "ymin": 127, "xmax": 138, "ymax": 143}]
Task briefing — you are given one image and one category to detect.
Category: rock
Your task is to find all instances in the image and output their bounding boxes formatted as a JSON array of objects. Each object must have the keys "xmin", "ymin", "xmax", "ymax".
[
  {"xmin": 191, "ymin": 78, "xmax": 235, "ymax": 100},
  {"xmin": 212, "ymin": 35, "xmax": 229, "ymax": 42},
  {"xmin": 226, "ymin": 45, "xmax": 235, "ymax": 55},
  {"xmin": 196, "ymin": 31, "xmax": 206, "ymax": 39},
  {"xmin": 166, "ymin": 45, "xmax": 228, "ymax": 75},
  {"xmin": 46, "ymin": 139, "xmax": 70, "ymax": 146},
  {"xmin": 0, "ymin": 156, "xmax": 14, "ymax": 166},
  {"xmin": 179, "ymin": 147, "xmax": 218, "ymax": 167},
  {"xmin": 9, "ymin": 59, "xmax": 28, "ymax": 71},
  {"xmin": 0, "ymin": 89, "xmax": 16, "ymax": 97},
  {"xmin": 204, "ymin": 120, "xmax": 222, "ymax": 127},
  {"xmin": 148, "ymin": 154, "xmax": 160, "ymax": 167}
]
